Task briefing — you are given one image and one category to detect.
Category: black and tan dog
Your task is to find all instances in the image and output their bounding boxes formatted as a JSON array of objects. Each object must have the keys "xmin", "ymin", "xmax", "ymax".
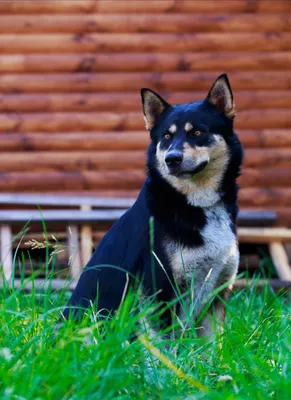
[{"xmin": 62, "ymin": 74, "xmax": 243, "ymax": 337}]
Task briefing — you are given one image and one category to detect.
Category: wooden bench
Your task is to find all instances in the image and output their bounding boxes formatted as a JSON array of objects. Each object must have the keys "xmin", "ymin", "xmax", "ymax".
[{"xmin": 0, "ymin": 194, "xmax": 290, "ymax": 290}]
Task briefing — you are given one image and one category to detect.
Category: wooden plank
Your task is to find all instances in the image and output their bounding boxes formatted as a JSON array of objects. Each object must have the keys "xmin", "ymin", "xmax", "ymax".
[
  {"xmin": 1, "ymin": 130, "xmax": 291, "ymax": 152},
  {"xmin": 2, "ymin": 90, "xmax": 291, "ymax": 112},
  {"xmin": 0, "ymin": 33, "xmax": 290, "ymax": 54},
  {"xmin": 0, "ymin": 132, "xmax": 149, "ymax": 151},
  {"xmin": 244, "ymin": 149, "xmax": 291, "ymax": 168},
  {"xmin": 0, "ymin": 194, "xmax": 135, "ymax": 208},
  {"xmin": 269, "ymin": 242, "xmax": 291, "ymax": 281},
  {"xmin": 0, "ymin": 170, "xmax": 144, "ymax": 192},
  {"xmin": 11, "ymin": 278, "xmax": 291, "ymax": 293},
  {"xmin": 237, "ymin": 211, "xmax": 276, "ymax": 227},
  {"xmin": 234, "ymin": 279, "xmax": 291, "ymax": 290},
  {"xmin": 2, "ymin": 72, "xmax": 291, "ymax": 94},
  {"xmin": 1, "ymin": 109, "xmax": 291, "ymax": 132},
  {"xmin": 80, "ymin": 205, "xmax": 93, "ymax": 266},
  {"xmin": 0, "ymin": 210, "xmax": 127, "ymax": 225},
  {"xmin": 1, "ymin": 14, "xmax": 291, "ymax": 34},
  {"xmin": 238, "ymin": 130, "xmax": 291, "ymax": 149},
  {"xmin": 0, "ymin": 225, "xmax": 13, "ymax": 281},
  {"xmin": 1, "ymin": 151, "xmax": 291, "ymax": 172},
  {"xmin": 0, "ymin": 1, "xmax": 289, "ymax": 14},
  {"xmin": 12, "ymin": 278, "xmax": 75, "ymax": 291},
  {"xmin": 238, "ymin": 228, "xmax": 291, "ymax": 243},
  {"xmin": 1, "ymin": 52, "xmax": 291, "ymax": 74},
  {"xmin": 67, "ymin": 225, "xmax": 82, "ymax": 280},
  {"xmin": 0, "ymin": 208, "xmax": 276, "ymax": 227},
  {"xmin": 240, "ymin": 189, "xmax": 291, "ymax": 208},
  {"xmin": 1, "ymin": 169, "xmax": 291, "ymax": 193},
  {"xmin": 0, "ymin": 152, "xmax": 145, "ymax": 172},
  {"xmin": 240, "ymin": 168, "xmax": 291, "ymax": 188}
]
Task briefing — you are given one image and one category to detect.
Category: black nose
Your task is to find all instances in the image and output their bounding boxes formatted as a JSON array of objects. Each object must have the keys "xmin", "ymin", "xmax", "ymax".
[{"xmin": 165, "ymin": 151, "xmax": 183, "ymax": 167}]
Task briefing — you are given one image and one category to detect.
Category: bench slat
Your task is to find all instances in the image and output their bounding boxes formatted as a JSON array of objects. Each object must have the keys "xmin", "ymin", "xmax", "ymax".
[
  {"xmin": 0, "ymin": 193, "xmax": 135, "ymax": 208},
  {"xmin": 0, "ymin": 209, "xmax": 126, "ymax": 224}
]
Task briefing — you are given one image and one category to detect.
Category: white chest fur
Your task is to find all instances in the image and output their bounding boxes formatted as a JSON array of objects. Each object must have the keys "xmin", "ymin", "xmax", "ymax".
[{"xmin": 164, "ymin": 203, "xmax": 239, "ymax": 315}]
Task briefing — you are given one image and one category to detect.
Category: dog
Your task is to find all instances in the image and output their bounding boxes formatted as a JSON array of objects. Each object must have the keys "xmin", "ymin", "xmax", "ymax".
[{"xmin": 62, "ymin": 74, "xmax": 243, "ymax": 338}]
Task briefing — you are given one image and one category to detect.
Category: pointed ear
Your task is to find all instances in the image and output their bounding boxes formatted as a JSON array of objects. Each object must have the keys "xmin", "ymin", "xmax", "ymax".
[
  {"xmin": 206, "ymin": 74, "xmax": 236, "ymax": 120},
  {"xmin": 140, "ymin": 88, "xmax": 170, "ymax": 131}
]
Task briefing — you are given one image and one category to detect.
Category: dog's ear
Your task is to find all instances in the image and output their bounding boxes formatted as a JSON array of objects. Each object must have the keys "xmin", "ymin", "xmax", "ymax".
[
  {"xmin": 206, "ymin": 74, "xmax": 236, "ymax": 120},
  {"xmin": 141, "ymin": 88, "xmax": 170, "ymax": 131}
]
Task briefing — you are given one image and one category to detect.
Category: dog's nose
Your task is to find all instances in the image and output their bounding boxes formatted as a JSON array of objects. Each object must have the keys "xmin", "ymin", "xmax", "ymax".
[{"xmin": 165, "ymin": 151, "xmax": 183, "ymax": 167}]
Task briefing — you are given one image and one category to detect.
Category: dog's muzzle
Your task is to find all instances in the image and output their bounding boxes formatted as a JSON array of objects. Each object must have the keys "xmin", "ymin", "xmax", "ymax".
[{"xmin": 165, "ymin": 150, "xmax": 209, "ymax": 178}]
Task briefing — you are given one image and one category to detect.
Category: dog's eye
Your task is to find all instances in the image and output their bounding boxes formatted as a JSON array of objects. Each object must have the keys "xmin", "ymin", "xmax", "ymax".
[
  {"xmin": 189, "ymin": 130, "xmax": 202, "ymax": 137},
  {"xmin": 163, "ymin": 133, "xmax": 172, "ymax": 140}
]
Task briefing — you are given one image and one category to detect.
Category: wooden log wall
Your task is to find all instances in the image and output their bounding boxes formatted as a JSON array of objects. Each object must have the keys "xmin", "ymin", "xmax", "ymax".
[{"xmin": 0, "ymin": 0, "xmax": 291, "ymax": 225}]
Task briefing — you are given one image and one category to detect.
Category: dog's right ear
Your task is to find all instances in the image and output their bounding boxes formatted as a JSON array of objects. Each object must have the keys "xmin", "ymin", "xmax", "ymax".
[{"xmin": 141, "ymin": 89, "xmax": 170, "ymax": 131}]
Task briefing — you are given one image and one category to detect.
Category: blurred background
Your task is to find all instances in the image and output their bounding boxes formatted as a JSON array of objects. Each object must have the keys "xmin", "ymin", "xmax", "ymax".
[{"xmin": 0, "ymin": 0, "xmax": 291, "ymax": 287}]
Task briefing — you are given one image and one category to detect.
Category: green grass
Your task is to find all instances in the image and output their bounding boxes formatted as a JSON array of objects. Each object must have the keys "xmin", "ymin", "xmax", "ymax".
[{"xmin": 0, "ymin": 272, "xmax": 290, "ymax": 400}]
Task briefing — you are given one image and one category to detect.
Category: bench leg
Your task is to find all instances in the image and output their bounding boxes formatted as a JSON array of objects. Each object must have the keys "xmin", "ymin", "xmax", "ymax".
[
  {"xmin": 0, "ymin": 225, "xmax": 13, "ymax": 283},
  {"xmin": 80, "ymin": 205, "xmax": 93, "ymax": 266},
  {"xmin": 67, "ymin": 225, "xmax": 82, "ymax": 280},
  {"xmin": 269, "ymin": 241, "xmax": 291, "ymax": 281}
]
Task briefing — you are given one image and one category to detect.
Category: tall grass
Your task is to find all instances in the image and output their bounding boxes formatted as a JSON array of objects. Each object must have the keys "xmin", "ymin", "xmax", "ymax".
[
  {"xmin": 0, "ymin": 267, "xmax": 290, "ymax": 399},
  {"xmin": 0, "ymin": 219, "xmax": 290, "ymax": 399}
]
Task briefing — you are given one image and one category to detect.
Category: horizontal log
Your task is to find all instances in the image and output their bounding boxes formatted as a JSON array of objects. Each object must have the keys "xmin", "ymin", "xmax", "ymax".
[
  {"xmin": 0, "ymin": 152, "xmax": 146, "ymax": 172},
  {"xmin": 240, "ymin": 168, "xmax": 291, "ymax": 188},
  {"xmin": 0, "ymin": 33, "xmax": 291, "ymax": 54},
  {"xmin": 1, "ymin": 14, "xmax": 291, "ymax": 34},
  {"xmin": 1, "ymin": 91, "xmax": 291, "ymax": 112},
  {"xmin": 1, "ymin": 110, "xmax": 291, "ymax": 132},
  {"xmin": 245, "ymin": 149, "xmax": 291, "ymax": 167},
  {"xmin": 0, "ymin": 171, "xmax": 145, "ymax": 191},
  {"xmin": 0, "ymin": 171, "xmax": 286, "ymax": 192},
  {"xmin": 1, "ymin": 130, "xmax": 291, "ymax": 152},
  {"xmin": 0, "ymin": 1, "xmax": 289, "ymax": 14},
  {"xmin": 0, "ymin": 132, "xmax": 149, "ymax": 151},
  {"xmin": 0, "ymin": 112, "xmax": 142, "ymax": 132},
  {"xmin": 2, "ymin": 52, "xmax": 291, "ymax": 74},
  {"xmin": 240, "ymin": 189, "xmax": 291, "ymax": 207},
  {"xmin": 1, "ymin": 72, "xmax": 291, "ymax": 93},
  {"xmin": 237, "ymin": 130, "xmax": 291, "ymax": 148},
  {"xmin": 0, "ymin": 150, "xmax": 291, "ymax": 173}
]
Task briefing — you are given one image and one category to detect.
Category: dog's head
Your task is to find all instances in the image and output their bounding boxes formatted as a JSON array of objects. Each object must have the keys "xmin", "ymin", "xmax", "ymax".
[{"xmin": 141, "ymin": 74, "xmax": 243, "ymax": 206}]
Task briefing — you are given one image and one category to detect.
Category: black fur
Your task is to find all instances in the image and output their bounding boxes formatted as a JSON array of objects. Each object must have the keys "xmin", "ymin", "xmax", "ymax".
[{"xmin": 62, "ymin": 74, "xmax": 243, "ymax": 328}]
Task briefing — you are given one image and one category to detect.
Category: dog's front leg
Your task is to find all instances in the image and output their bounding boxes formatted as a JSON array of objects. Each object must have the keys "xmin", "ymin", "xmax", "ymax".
[{"xmin": 196, "ymin": 287, "xmax": 231, "ymax": 339}]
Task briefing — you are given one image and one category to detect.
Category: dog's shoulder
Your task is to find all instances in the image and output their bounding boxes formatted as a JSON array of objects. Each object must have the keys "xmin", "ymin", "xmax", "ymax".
[{"xmin": 87, "ymin": 185, "xmax": 151, "ymax": 273}]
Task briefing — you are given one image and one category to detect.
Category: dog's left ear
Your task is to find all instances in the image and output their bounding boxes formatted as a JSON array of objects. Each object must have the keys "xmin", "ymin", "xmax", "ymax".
[
  {"xmin": 206, "ymin": 74, "xmax": 236, "ymax": 120},
  {"xmin": 141, "ymin": 88, "xmax": 170, "ymax": 131}
]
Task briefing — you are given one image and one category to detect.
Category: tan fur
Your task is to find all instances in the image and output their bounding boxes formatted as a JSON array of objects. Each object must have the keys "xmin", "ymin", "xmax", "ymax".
[
  {"xmin": 184, "ymin": 122, "xmax": 193, "ymax": 132},
  {"xmin": 156, "ymin": 135, "xmax": 229, "ymax": 207},
  {"xmin": 169, "ymin": 124, "xmax": 177, "ymax": 134}
]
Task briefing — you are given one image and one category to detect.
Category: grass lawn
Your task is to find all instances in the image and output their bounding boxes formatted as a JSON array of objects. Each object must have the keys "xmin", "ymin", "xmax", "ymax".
[{"xmin": 0, "ymin": 272, "xmax": 290, "ymax": 400}]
